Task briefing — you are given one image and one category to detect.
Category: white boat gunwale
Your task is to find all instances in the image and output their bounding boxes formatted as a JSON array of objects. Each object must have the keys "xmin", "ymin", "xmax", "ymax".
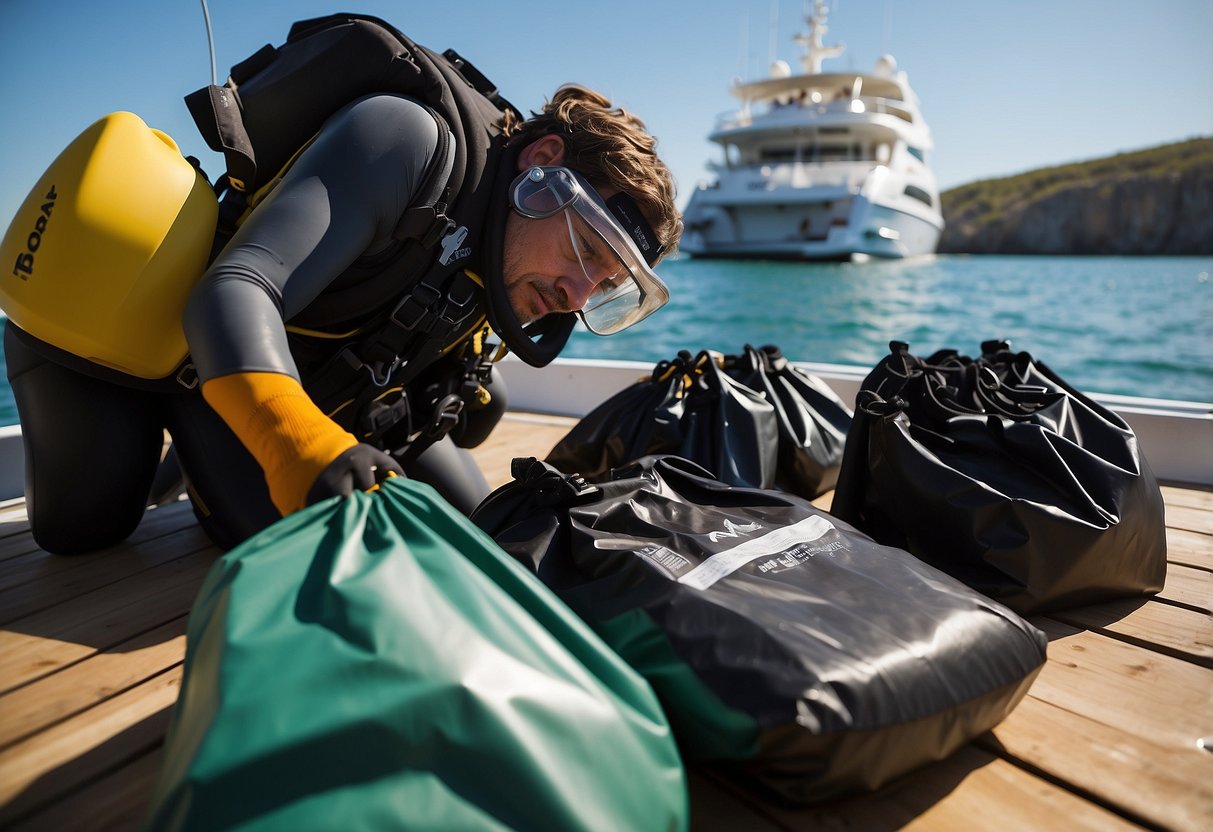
[{"xmin": 2, "ymin": 356, "xmax": 1210, "ymax": 501}]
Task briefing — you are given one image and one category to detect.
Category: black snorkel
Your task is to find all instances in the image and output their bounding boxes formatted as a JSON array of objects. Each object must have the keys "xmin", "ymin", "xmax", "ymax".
[{"xmin": 483, "ymin": 142, "xmax": 577, "ymax": 367}]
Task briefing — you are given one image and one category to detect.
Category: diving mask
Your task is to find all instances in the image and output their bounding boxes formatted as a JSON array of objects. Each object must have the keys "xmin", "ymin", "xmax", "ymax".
[{"xmin": 510, "ymin": 166, "xmax": 669, "ymax": 335}]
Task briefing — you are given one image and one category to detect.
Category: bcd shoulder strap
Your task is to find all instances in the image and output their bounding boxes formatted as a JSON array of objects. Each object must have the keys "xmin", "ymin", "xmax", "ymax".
[
  {"xmin": 186, "ymin": 14, "xmax": 519, "ymax": 451},
  {"xmin": 185, "ymin": 13, "xmax": 518, "ymax": 199}
]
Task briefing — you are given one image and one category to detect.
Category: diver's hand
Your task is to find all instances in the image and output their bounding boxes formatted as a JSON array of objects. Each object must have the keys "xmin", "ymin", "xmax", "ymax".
[{"xmin": 306, "ymin": 444, "xmax": 404, "ymax": 505}]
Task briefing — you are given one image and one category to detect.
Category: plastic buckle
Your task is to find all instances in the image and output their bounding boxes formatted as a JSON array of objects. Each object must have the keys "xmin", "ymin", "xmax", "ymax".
[
  {"xmin": 390, "ymin": 284, "xmax": 443, "ymax": 331},
  {"xmin": 559, "ymin": 472, "xmax": 600, "ymax": 503},
  {"xmin": 175, "ymin": 363, "xmax": 199, "ymax": 390},
  {"xmin": 362, "ymin": 394, "xmax": 411, "ymax": 437},
  {"xmin": 423, "ymin": 394, "xmax": 465, "ymax": 439},
  {"xmin": 421, "ymin": 210, "xmax": 456, "ymax": 249}
]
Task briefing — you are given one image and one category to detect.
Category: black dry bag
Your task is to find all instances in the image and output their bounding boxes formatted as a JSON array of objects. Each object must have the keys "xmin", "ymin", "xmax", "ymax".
[
  {"xmin": 721, "ymin": 344, "xmax": 852, "ymax": 497},
  {"xmin": 545, "ymin": 345, "xmax": 851, "ymax": 497},
  {"xmin": 545, "ymin": 349, "xmax": 780, "ymax": 489},
  {"xmin": 831, "ymin": 340, "xmax": 1168, "ymax": 614},
  {"xmin": 472, "ymin": 455, "xmax": 1048, "ymax": 805}
]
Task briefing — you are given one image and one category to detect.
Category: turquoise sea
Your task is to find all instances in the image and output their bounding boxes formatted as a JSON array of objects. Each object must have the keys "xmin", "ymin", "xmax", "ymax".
[{"xmin": 2, "ymin": 255, "xmax": 1211, "ymax": 427}]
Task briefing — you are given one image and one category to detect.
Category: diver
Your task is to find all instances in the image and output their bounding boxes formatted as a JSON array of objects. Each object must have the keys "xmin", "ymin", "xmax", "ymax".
[{"xmin": 3, "ymin": 82, "xmax": 681, "ymax": 554}]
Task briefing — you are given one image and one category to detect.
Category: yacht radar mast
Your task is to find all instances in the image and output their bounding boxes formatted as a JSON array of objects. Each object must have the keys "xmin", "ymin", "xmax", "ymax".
[{"xmin": 792, "ymin": 1, "xmax": 845, "ymax": 74}]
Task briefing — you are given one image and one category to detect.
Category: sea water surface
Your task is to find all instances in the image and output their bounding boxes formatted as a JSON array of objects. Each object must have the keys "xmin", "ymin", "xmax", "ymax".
[{"xmin": 1, "ymin": 255, "xmax": 1211, "ymax": 427}]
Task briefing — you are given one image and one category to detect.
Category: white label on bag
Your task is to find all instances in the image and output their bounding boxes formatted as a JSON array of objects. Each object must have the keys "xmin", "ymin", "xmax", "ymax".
[
  {"xmin": 677, "ymin": 515, "xmax": 837, "ymax": 590},
  {"xmin": 634, "ymin": 545, "xmax": 692, "ymax": 578}
]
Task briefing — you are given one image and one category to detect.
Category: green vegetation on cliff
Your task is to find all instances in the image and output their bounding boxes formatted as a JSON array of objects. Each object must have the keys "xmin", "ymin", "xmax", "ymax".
[{"xmin": 939, "ymin": 137, "xmax": 1213, "ymax": 254}]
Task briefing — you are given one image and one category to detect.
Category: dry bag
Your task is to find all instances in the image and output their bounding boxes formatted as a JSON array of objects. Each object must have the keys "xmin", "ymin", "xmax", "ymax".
[
  {"xmin": 146, "ymin": 479, "xmax": 688, "ymax": 831},
  {"xmin": 472, "ymin": 455, "xmax": 1047, "ymax": 804},
  {"xmin": 831, "ymin": 340, "xmax": 1168, "ymax": 614}
]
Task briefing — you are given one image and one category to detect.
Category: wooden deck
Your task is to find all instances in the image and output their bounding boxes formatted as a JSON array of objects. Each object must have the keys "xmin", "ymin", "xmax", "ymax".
[{"xmin": 0, "ymin": 411, "xmax": 1210, "ymax": 831}]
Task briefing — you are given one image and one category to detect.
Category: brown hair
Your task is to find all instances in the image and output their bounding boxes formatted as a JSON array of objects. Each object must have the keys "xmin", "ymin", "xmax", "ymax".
[{"xmin": 505, "ymin": 84, "xmax": 682, "ymax": 257}]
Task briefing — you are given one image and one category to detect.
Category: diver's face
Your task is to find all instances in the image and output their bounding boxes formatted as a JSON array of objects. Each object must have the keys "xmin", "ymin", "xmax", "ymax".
[
  {"xmin": 501, "ymin": 206, "xmax": 621, "ymax": 324},
  {"xmin": 502, "ymin": 132, "xmax": 626, "ymax": 324}
]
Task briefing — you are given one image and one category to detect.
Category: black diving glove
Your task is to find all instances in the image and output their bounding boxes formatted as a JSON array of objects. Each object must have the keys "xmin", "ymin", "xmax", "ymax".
[{"xmin": 305, "ymin": 443, "xmax": 405, "ymax": 506}]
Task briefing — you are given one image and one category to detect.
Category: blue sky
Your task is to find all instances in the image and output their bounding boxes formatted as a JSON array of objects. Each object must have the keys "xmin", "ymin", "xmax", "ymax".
[{"xmin": 2, "ymin": 0, "xmax": 1210, "ymax": 227}]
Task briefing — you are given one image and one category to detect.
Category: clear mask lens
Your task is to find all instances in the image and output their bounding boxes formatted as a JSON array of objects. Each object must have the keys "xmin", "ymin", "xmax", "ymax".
[
  {"xmin": 563, "ymin": 211, "xmax": 645, "ymax": 334},
  {"xmin": 511, "ymin": 166, "xmax": 669, "ymax": 336},
  {"xmin": 512, "ymin": 167, "xmax": 579, "ymax": 217}
]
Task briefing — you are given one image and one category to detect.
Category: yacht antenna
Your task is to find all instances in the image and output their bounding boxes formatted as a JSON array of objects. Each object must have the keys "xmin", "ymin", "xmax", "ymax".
[
  {"xmin": 768, "ymin": 0, "xmax": 779, "ymax": 70},
  {"xmin": 793, "ymin": 1, "xmax": 845, "ymax": 74},
  {"xmin": 882, "ymin": 0, "xmax": 892, "ymax": 56},
  {"xmin": 199, "ymin": 0, "xmax": 218, "ymax": 86}
]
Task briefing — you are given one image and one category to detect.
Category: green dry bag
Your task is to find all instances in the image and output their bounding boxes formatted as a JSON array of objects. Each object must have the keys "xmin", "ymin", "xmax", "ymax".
[{"xmin": 145, "ymin": 479, "xmax": 687, "ymax": 831}]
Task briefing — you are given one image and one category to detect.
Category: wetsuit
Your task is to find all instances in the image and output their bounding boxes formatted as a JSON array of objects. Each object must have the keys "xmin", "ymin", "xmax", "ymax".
[{"xmin": 6, "ymin": 94, "xmax": 500, "ymax": 553}]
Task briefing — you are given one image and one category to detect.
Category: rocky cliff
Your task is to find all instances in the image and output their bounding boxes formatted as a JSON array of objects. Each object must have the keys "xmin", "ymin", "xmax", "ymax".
[{"xmin": 938, "ymin": 138, "xmax": 1213, "ymax": 255}]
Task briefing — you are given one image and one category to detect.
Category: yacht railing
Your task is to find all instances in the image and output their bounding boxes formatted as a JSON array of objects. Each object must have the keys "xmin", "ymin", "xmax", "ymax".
[
  {"xmin": 716, "ymin": 96, "xmax": 914, "ymax": 132},
  {"xmin": 703, "ymin": 161, "xmax": 872, "ymax": 193}
]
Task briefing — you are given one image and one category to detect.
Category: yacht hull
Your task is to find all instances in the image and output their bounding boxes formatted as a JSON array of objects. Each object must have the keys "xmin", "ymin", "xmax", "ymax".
[{"xmin": 681, "ymin": 194, "xmax": 943, "ymax": 261}]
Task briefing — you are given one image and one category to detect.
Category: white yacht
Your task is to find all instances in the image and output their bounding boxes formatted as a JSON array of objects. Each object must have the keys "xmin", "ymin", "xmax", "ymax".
[{"xmin": 681, "ymin": 2, "xmax": 944, "ymax": 260}]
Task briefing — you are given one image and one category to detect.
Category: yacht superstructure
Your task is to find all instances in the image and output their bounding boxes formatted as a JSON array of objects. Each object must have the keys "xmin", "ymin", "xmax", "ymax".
[{"xmin": 681, "ymin": 2, "xmax": 944, "ymax": 260}]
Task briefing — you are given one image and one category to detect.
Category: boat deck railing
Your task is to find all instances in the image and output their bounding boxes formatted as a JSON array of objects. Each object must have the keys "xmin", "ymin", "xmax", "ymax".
[{"xmin": 716, "ymin": 96, "xmax": 916, "ymax": 132}]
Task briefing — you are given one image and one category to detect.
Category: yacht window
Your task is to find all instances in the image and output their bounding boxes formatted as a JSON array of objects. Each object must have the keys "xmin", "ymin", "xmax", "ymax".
[
  {"xmin": 904, "ymin": 185, "xmax": 933, "ymax": 206},
  {"xmin": 908, "ymin": 146, "xmax": 925, "ymax": 163},
  {"xmin": 817, "ymin": 144, "xmax": 852, "ymax": 161},
  {"xmin": 759, "ymin": 147, "xmax": 798, "ymax": 162}
]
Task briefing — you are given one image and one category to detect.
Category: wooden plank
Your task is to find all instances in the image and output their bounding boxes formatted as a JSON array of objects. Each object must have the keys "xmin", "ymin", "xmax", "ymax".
[
  {"xmin": 7, "ymin": 747, "xmax": 163, "ymax": 832},
  {"xmin": 0, "ymin": 499, "xmax": 198, "ymax": 564},
  {"xmin": 708, "ymin": 745, "xmax": 1144, "ymax": 831},
  {"xmin": 983, "ymin": 695, "xmax": 1213, "ymax": 831},
  {"xmin": 473, "ymin": 413, "xmax": 578, "ymax": 488},
  {"xmin": 687, "ymin": 769, "xmax": 786, "ymax": 831},
  {"xmin": 1047, "ymin": 599, "xmax": 1212, "ymax": 668},
  {"xmin": 0, "ymin": 542, "xmax": 215, "ymax": 694},
  {"xmin": 1158, "ymin": 562, "xmax": 1212, "ymax": 613},
  {"xmin": 0, "ymin": 525, "xmax": 213, "ymax": 625},
  {"xmin": 0, "ymin": 526, "xmax": 37, "ymax": 562},
  {"xmin": 1027, "ymin": 620, "xmax": 1213, "ymax": 753},
  {"xmin": 984, "ymin": 618, "xmax": 1213, "ymax": 831},
  {"xmin": 1168, "ymin": 527, "xmax": 1213, "ymax": 571},
  {"xmin": 0, "ymin": 433, "xmax": 1205, "ymax": 830},
  {"xmin": 1166, "ymin": 503, "xmax": 1212, "ymax": 536},
  {"xmin": 1162, "ymin": 483, "xmax": 1213, "ymax": 511},
  {"xmin": 0, "ymin": 617, "xmax": 187, "ymax": 749},
  {"xmin": 0, "ymin": 514, "xmax": 29, "ymax": 541},
  {"xmin": 0, "ymin": 667, "xmax": 180, "ymax": 825}
]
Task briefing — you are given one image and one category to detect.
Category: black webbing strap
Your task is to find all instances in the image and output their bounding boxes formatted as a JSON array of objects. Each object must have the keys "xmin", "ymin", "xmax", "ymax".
[
  {"xmin": 304, "ymin": 270, "xmax": 483, "ymax": 441},
  {"xmin": 184, "ymin": 85, "xmax": 258, "ymax": 192}
]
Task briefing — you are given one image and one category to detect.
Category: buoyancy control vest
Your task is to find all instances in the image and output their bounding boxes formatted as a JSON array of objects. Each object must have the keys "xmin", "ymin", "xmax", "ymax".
[
  {"xmin": 0, "ymin": 14, "xmax": 546, "ymax": 454},
  {"xmin": 186, "ymin": 14, "xmax": 531, "ymax": 448}
]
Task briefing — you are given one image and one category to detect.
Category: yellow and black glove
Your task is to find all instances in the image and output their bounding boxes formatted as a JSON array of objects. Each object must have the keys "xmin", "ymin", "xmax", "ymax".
[{"xmin": 202, "ymin": 372, "xmax": 402, "ymax": 515}]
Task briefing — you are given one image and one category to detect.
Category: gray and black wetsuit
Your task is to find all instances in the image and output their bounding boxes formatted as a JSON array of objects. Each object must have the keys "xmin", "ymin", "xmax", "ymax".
[{"xmin": 6, "ymin": 95, "xmax": 494, "ymax": 553}]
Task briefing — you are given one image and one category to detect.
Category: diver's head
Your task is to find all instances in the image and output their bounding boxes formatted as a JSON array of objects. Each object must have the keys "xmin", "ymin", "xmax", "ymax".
[
  {"xmin": 504, "ymin": 84, "xmax": 682, "ymax": 258},
  {"xmin": 485, "ymin": 85, "xmax": 681, "ymax": 366}
]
